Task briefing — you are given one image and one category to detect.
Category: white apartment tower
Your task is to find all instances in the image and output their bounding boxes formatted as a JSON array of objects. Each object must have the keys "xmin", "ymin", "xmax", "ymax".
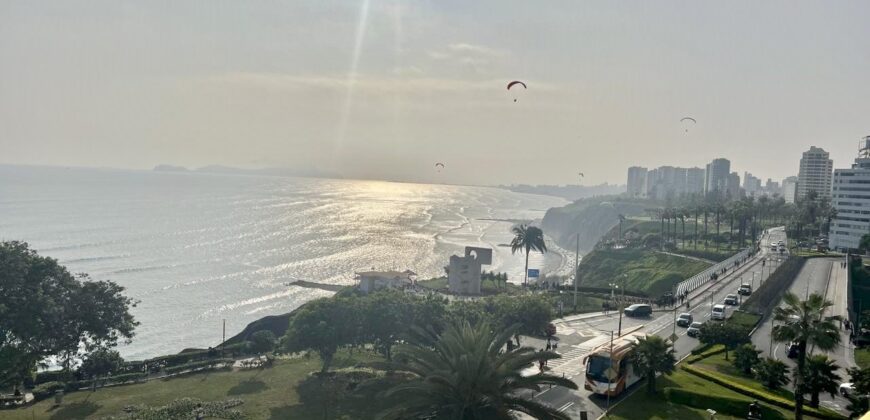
[
  {"xmin": 830, "ymin": 137, "xmax": 870, "ymax": 251},
  {"xmin": 626, "ymin": 167, "xmax": 648, "ymax": 198},
  {"xmin": 797, "ymin": 146, "xmax": 833, "ymax": 200}
]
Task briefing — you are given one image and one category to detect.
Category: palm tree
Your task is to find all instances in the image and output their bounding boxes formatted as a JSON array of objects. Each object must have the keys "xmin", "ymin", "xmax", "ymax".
[
  {"xmin": 772, "ymin": 292, "xmax": 841, "ymax": 419},
  {"xmin": 380, "ymin": 321, "xmax": 577, "ymax": 420},
  {"xmin": 510, "ymin": 225, "xmax": 547, "ymax": 286},
  {"xmin": 629, "ymin": 335, "xmax": 676, "ymax": 394},
  {"xmin": 803, "ymin": 354, "xmax": 841, "ymax": 408}
]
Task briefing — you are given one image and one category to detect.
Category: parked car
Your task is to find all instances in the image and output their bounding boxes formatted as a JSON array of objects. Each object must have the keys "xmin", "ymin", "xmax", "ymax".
[
  {"xmin": 624, "ymin": 304, "xmax": 653, "ymax": 317},
  {"xmin": 738, "ymin": 283, "xmax": 752, "ymax": 296},
  {"xmin": 712, "ymin": 304, "xmax": 727, "ymax": 320},
  {"xmin": 840, "ymin": 382, "xmax": 855, "ymax": 397},
  {"xmin": 687, "ymin": 322, "xmax": 703, "ymax": 337},
  {"xmin": 787, "ymin": 342, "xmax": 799, "ymax": 358},
  {"xmin": 724, "ymin": 294, "xmax": 739, "ymax": 306},
  {"xmin": 677, "ymin": 312, "xmax": 693, "ymax": 327}
]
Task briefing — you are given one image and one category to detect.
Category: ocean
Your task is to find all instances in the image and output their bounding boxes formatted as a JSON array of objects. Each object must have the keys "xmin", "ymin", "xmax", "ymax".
[{"xmin": 0, "ymin": 165, "xmax": 569, "ymax": 360}]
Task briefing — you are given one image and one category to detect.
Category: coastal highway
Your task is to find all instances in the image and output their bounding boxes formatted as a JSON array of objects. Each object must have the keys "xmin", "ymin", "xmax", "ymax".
[
  {"xmin": 751, "ymin": 256, "xmax": 854, "ymax": 413},
  {"xmin": 530, "ymin": 229, "xmax": 786, "ymax": 419}
]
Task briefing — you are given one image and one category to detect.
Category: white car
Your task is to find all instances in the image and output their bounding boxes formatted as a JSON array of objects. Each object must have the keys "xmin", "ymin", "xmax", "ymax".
[
  {"xmin": 712, "ymin": 304, "xmax": 727, "ymax": 320},
  {"xmin": 840, "ymin": 382, "xmax": 855, "ymax": 397}
]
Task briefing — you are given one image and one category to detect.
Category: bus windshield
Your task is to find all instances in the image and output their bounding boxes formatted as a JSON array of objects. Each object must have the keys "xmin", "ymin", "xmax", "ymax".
[{"xmin": 586, "ymin": 355, "xmax": 613, "ymax": 383}]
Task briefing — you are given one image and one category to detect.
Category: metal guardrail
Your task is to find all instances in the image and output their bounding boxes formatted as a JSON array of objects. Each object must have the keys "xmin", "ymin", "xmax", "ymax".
[{"xmin": 675, "ymin": 248, "xmax": 753, "ymax": 296}]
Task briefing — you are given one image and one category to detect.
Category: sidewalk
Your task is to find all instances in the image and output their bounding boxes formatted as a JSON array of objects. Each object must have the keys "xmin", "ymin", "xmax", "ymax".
[{"xmin": 825, "ymin": 258, "xmax": 856, "ymax": 369}]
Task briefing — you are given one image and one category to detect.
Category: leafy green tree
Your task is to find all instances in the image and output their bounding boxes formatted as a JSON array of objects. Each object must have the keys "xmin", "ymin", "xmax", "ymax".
[
  {"xmin": 803, "ymin": 354, "xmax": 841, "ymax": 408},
  {"xmin": 846, "ymin": 366, "xmax": 870, "ymax": 418},
  {"xmin": 380, "ymin": 321, "xmax": 577, "ymax": 420},
  {"xmin": 510, "ymin": 224, "xmax": 547, "ymax": 286},
  {"xmin": 755, "ymin": 358, "xmax": 790, "ymax": 390},
  {"xmin": 772, "ymin": 292, "xmax": 840, "ymax": 419},
  {"xmin": 79, "ymin": 348, "xmax": 123, "ymax": 390},
  {"xmin": 860, "ymin": 234, "xmax": 870, "ymax": 254},
  {"xmin": 250, "ymin": 330, "xmax": 277, "ymax": 355},
  {"xmin": 698, "ymin": 321, "xmax": 749, "ymax": 360},
  {"xmin": 359, "ymin": 289, "xmax": 415, "ymax": 360},
  {"xmin": 283, "ymin": 297, "xmax": 359, "ymax": 373},
  {"xmin": 488, "ymin": 294, "xmax": 554, "ymax": 346},
  {"xmin": 629, "ymin": 335, "xmax": 676, "ymax": 394},
  {"xmin": 733, "ymin": 343, "xmax": 761, "ymax": 375},
  {"xmin": 0, "ymin": 241, "xmax": 138, "ymax": 386}
]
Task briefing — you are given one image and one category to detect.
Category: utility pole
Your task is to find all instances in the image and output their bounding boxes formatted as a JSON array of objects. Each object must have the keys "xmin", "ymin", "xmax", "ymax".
[
  {"xmin": 574, "ymin": 233, "xmax": 580, "ymax": 310},
  {"xmin": 672, "ymin": 284, "xmax": 678, "ymax": 339},
  {"xmin": 222, "ymin": 319, "xmax": 226, "ymax": 347},
  {"xmin": 606, "ymin": 330, "xmax": 614, "ymax": 415},
  {"xmin": 617, "ymin": 277, "xmax": 626, "ymax": 336}
]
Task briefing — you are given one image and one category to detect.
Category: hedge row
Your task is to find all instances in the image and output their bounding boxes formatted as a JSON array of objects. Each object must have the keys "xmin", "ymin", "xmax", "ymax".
[
  {"xmin": 663, "ymin": 387, "xmax": 782, "ymax": 419},
  {"xmin": 686, "ymin": 345, "xmax": 726, "ymax": 365},
  {"xmin": 32, "ymin": 381, "xmax": 66, "ymax": 401},
  {"xmin": 143, "ymin": 341, "xmax": 250, "ymax": 368},
  {"xmin": 164, "ymin": 358, "xmax": 234, "ymax": 375},
  {"xmin": 681, "ymin": 364, "xmax": 843, "ymax": 419},
  {"xmin": 741, "ymin": 257, "xmax": 806, "ymax": 315}
]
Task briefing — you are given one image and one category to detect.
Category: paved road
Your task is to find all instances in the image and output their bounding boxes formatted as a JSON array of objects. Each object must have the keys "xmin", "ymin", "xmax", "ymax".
[
  {"xmin": 529, "ymin": 229, "xmax": 786, "ymax": 419},
  {"xmin": 751, "ymin": 255, "xmax": 854, "ymax": 413}
]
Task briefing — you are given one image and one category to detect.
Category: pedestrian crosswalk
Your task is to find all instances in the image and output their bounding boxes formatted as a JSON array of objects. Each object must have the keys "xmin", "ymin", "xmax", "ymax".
[{"xmin": 547, "ymin": 334, "xmax": 612, "ymax": 379}]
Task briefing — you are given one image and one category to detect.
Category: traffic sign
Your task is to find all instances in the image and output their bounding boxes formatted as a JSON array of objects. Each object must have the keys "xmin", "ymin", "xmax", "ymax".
[
  {"xmin": 605, "ymin": 367, "xmax": 618, "ymax": 381},
  {"xmin": 528, "ymin": 269, "xmax": 540, "ymax": 278}
]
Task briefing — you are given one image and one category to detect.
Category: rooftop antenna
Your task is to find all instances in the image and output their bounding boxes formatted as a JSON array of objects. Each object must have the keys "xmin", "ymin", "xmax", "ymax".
[{"xmin": 860, "ymin": 135, "xmax": 870, "ymax": 158}]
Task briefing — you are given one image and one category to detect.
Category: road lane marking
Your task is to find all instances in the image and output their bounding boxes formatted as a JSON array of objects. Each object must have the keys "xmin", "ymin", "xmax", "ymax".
[{"xmin": 558, "ymin": 402, "xmax": 575, "ymax": 412}]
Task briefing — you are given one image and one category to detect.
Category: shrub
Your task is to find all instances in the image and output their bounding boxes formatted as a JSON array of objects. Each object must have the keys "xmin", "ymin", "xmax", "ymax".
[
  {"xmin": 663, "ymin": 387, "xmax": 780, "ymax": 419},
  {"xmin": 686, "ymin": 344, "xmax": 726, "ymax": 364},
  {"xmin": 32, "ymin": 381, "xmax": 65, "ymax": 401},
  {"xmin": 33, "ymin": 370, "xmax": 66, "ymax": 385},
  {"xmin": 106, "ymin": 372, "xmax": 147, "ymax": 384},
  {"xmin": 164, "ymin": 358, "xmax": 233, "ymax": 375},
  {"xmin": 754, "ymin": 358, "xmax": 789, "ymax": 390}
]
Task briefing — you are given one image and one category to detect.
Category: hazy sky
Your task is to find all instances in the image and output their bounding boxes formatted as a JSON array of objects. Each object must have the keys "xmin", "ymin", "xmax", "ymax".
[{"xmin": 2, "ymin": 1, "xmax": 869, "ymax": 186}]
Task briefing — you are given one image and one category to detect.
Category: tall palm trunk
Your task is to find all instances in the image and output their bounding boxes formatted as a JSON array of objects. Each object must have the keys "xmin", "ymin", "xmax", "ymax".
[
  {"xmin": 694, "ymin": 209, "xmax": 700, "ymax": 250},
  {"xmin": 795, "ymin": 341, "xmax": 808, "ymax": 419},
  {"xmin": 715, "ymin": 208, "xmax": 721, "ymax": 251},
  {"xmin": 681, "ymin": 216, "xmax": 686, "ymax": 249},
  {"xmin": 524, "ymin": 251, "xmax": 530, "ymax": 286},
  {"xmin": 704, "ymin": 211, "xmax": 709, "ymax": 249},
  {"xmin": 729, "ymin": 212, "xmax": 734, "ymax": 250}
]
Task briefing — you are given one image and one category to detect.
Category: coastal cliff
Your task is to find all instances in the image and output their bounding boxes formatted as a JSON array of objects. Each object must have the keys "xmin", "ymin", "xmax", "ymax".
[{"xmin": 541, "ymin": 196, "xmax": 650, "ymax": 252}]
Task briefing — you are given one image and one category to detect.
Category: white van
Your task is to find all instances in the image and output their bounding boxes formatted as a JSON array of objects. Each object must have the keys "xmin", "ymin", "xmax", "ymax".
[{"xmin": 712, "ymin": 304, "xmax": 727, "ymax": 320}]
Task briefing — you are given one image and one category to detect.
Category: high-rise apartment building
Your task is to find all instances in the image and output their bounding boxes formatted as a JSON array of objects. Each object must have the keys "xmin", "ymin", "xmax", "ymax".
[
  {"xmin": 743, "ymin": 172, "xmax": 762, "ymax": 197},
  {"xmin": 704, "ymin": 158, "xmax": 731, "ymax": 196},
  {"xmin": 830, "ymin": 137, "xmax": 870, "ymax": 251},
  {"xmin": 686, "ymin": 167, "xmax": 706, "ymax": 194},
  {"xmin": 797, "ymin": 146, "xmax": 833, "ymax": 200},
  {"xmin": 626, "ymin": 166, "xmax": 648, "ymax": 198},
  {"xmin": 782, "ymin": 176, "xmax": 798, "ymax": 204}
]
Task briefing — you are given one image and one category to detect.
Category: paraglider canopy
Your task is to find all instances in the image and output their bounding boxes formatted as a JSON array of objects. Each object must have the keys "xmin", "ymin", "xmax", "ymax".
[
  {"xmin": 680, "ymin": 117, "xmax": 696, "ymax": 133},
  {"xmin": 506, "ymin": 80, "xmax": 527, "ymax": 102},
  {"xmin": 435, "ymin": 162, "xmax": 445, "ymax": 172}
]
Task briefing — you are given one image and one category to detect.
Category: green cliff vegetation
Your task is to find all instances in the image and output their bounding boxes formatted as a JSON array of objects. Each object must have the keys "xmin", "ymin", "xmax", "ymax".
[{"xmin": 576, "ymin": 248, "xmax": 711, "ymax": 297}]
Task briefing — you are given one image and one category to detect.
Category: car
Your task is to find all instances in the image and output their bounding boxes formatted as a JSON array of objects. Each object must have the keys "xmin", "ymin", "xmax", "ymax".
[
  {"xmin": 711, "ymin": 304, "xmax": 727, "ymax": 320},
  {"xmin": 840, "ymin": 382, "xmax": 856, "ymax": 397},
  {"xmin": 787, "ymin": 342, "xmax": 799, "ymax": 358},
  {"xmin": 677, "ymin": 312, "xmax": 693, "ymax": 327},
  {"xmin": 687, "ymin": 322, "xmax": 703, "ymax": 337},
  {"xmin": 624, "ymin": 304, "xmax": 652, "ymax": 317},
  {"xmin": 738, "ymin": 283, "xmax": 752, "ymax": 296},
  {"xmin": 724, "ymin": 294, "xmax": 739, "ymax": 306}
]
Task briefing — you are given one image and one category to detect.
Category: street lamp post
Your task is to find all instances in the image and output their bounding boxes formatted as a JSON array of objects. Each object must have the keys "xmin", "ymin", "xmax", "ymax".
[{"xmin": 617, "ymin": 276, "xmax": 626, "ymax": 336}]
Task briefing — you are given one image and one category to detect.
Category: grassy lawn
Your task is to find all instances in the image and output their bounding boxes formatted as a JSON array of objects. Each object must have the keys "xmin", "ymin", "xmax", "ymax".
[
  {"xmin": 729, "ymin": 311, "xmax": 762, "ymax": 330},
  {"xmin": 1, "ymin": 350, "xmax": 386, "ymax": 420},
  {"xmin": 856, "ymin": 348, "xmax": 870, "ymax": 369},
  {"xmin": 577, "ymin": 248, "xmax": 710, "ymax": 296},
  {"xmin": 608, "ymin": 369, "xmax": 794, "ymax": 420}
]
